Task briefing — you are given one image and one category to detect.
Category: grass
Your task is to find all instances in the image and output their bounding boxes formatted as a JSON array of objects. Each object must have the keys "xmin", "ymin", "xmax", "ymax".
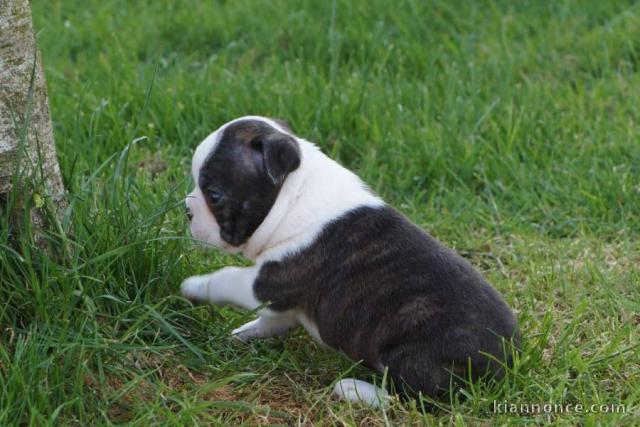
[{"xmin": 1, "ymin": 0, "xmax": 639, "ymax": 424}]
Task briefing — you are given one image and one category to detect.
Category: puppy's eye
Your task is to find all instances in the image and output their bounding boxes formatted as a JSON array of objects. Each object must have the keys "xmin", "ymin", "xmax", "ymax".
[{"xmin": 208, "ymin": 189, "xmax": 223, "ymax": 204}]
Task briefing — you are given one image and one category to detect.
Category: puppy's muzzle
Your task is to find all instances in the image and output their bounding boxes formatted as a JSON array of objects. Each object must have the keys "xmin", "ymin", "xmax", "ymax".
[{"xmin": 220, "ymin": 230, "xmax": 245, "ymax": 247}]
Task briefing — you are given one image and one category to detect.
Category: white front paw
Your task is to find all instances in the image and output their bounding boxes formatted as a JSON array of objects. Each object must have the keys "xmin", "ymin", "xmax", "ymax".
[
  {"xmin": 231, "ymin": 315, "xmax": 298, "ymax": 342},
  {"xmin": 181, "ymin": 266, "xmax": 259, "ymax": 309},
  {"xmin": 180, "ymin": 275, "xmax": 209, "ymax": 302},
  {"xmin": 231, "ymin": 319, "xmax": 262, "ymax": 342}
]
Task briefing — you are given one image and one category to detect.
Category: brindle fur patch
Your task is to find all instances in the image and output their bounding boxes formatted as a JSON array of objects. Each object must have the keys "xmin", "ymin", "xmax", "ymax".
[{"xmin": 254, "ymin": 206, "xmax": 520, "ymax": 401}]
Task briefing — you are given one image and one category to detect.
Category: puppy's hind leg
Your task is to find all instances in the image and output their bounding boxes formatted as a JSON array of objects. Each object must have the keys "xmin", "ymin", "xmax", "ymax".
[{"xmin": 333, "ymin": 378, "xmax": 389, "ymax": 408}]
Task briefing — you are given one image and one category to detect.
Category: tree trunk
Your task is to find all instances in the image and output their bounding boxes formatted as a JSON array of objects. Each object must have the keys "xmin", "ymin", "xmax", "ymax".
[{"xmin": 0, "ymin": 0, "xmax": 65, "ymax": 229}]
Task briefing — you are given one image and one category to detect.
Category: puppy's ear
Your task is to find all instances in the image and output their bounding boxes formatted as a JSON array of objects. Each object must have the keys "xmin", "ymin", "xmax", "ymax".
[
  {"xmin": 258, "ymin": 134, "xmax": 301, "ymax": 185},
  {"xmin": 272, "ymin": 118, "xmax": 293, "ymax": 133}
]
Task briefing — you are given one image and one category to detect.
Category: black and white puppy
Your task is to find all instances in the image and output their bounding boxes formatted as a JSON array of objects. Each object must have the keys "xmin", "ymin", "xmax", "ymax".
[{"xmin": 181, "ymin": 116, "xmax": 519, "ymax": 407}]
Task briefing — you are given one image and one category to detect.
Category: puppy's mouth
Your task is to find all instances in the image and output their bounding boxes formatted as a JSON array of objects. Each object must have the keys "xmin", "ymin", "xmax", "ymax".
[
  {"xmin": 221, "ymin": 240, "xmax": 243, "ymax": 253},
  {"xmin": 220, "ymin": 231, "xmax": 247, "ymax": 247}
]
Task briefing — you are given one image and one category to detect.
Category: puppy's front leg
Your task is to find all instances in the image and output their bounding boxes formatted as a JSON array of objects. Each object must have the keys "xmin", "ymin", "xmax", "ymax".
[
  {"xmin": 181, "ymin": 266, "xmax": 299, "ymax": 340},
  {"xmin": 180, "ymin": 266, "xmax": 261, "ymax": 310},
  {"xmin": 232, "ymin": 312, "xmax": 299, "ymax": 342}
]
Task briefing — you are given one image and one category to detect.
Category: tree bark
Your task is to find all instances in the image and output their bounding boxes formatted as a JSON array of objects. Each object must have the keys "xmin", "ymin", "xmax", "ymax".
[{"xmin": 0, "ymin": 0, "xmax": 65, "ymax": 226}]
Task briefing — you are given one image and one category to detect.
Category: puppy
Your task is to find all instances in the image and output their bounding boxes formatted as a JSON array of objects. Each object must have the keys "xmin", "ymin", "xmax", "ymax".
[{"xmin": 182, "ymin": 116, "xmax": 519, "ymax": 408}]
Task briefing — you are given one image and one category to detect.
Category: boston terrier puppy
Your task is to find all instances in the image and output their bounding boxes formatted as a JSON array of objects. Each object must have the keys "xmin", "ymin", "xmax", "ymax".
[{"xmin": 181, "ymin": 116, "xmax": 519, "ymax": 408}]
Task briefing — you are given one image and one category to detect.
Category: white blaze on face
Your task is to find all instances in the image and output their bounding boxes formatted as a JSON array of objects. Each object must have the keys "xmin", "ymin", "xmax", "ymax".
[
  {"xmin": 186, "ymin": 129, "xmax": 227, "ymax": 248},
  {"xmin": 191, "ymin": 130, "xmax": 221, "ymax": 183}
]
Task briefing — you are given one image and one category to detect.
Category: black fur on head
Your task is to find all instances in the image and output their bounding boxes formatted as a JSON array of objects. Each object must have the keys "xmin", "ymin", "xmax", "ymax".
[{"xmin": 198, "ymin": 119, "xmax": 301, "ymax": 247}]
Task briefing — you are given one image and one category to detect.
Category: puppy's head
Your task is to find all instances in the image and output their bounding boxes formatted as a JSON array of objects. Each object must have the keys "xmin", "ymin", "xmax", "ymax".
[{"xmin": 186, "ymin": 117, "xmax": 300, "ymax": 251}]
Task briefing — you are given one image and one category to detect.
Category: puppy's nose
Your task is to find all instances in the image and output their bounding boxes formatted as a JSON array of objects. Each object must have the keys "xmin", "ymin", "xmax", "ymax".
[
  {"xmin": 186, "ymin": 206, "xmax": 193, "ymax": 221},
  {"xmin": 221, "ymin": 230, "xmax": 243, "ymax": 246}
]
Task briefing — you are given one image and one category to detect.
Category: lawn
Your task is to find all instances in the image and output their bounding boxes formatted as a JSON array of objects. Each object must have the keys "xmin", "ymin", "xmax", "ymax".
[{"xmin": 1, "ymin": 0, "xmax": 639, "ymax": 424}]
